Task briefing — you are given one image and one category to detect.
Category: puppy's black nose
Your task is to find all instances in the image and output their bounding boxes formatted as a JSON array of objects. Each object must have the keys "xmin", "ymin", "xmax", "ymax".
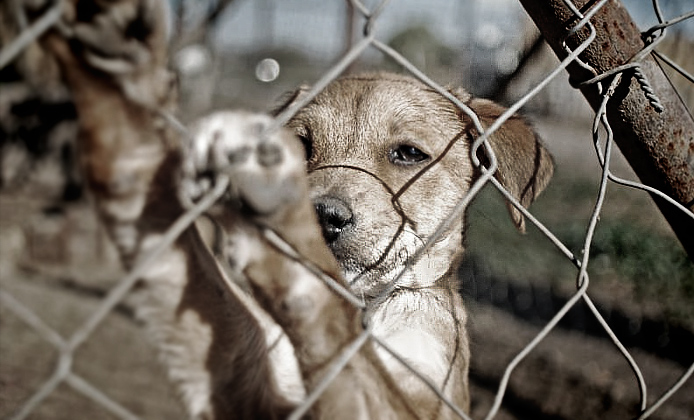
[{"xmin": 314, "ymin": 196, "xmax": 354, "ymax": 243}]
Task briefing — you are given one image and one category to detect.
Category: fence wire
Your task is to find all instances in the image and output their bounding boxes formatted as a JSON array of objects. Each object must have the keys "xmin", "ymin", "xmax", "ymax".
[{"xmin": 1, "ymin": 0, "xmax": 693, "ymax": 419}]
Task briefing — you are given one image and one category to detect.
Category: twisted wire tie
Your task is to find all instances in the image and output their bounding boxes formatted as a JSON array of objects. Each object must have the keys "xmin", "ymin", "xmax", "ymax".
[{"xmin": 633, "ymin": 64, "xmax": 664, "ymax": 113}]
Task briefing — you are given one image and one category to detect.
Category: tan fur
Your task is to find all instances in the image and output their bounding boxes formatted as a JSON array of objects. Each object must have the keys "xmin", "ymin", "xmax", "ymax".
[{"xmin": 38, "ymin": 1, "xmax": 553, "ymax": 419}]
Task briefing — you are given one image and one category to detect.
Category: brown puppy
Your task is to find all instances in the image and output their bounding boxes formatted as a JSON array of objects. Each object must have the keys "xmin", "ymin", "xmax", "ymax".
[
  {"xmin": 37, "ymin": 0, "xmax": 553, "ymax": 418},
  {"xmin": 277, "ymin": 73, "xmax": 554, "ymax": 415}
]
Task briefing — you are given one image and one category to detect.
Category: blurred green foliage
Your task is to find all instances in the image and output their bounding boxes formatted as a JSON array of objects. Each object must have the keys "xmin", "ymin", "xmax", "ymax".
[
  {"xmin": 466, "ymin": 177, "xmax": 694, "ymax": 326},
  {"xmin": 561, "ymin": 220, "xmax": 694, "ymax": 320}
]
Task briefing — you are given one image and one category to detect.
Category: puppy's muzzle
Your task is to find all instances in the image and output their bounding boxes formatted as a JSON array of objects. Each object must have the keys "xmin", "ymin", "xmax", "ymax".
[{"xmin": 314, "ymin": 196, "xmax": 354, "ymax": 244}]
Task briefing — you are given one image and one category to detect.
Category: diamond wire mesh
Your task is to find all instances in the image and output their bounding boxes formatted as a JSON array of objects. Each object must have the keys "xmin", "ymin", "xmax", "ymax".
[{"xmin": 0, "ymin": 0, "xmax": 693, "ymax": 419}]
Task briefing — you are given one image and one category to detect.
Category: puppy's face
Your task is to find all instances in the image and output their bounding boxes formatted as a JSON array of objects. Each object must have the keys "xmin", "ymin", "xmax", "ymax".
[{"xmin": 281, "ymin": 73, "xmax": 553, "ymax": 295}]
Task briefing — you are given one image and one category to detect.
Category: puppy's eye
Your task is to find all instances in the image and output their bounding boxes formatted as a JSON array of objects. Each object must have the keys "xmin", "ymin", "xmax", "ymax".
[
  {"xmin": 389, "ymin": 144, "xmax": 430, "ymax": 165},
  {"xmin": 297, "ymin": 134, "xmax": 313, "ymax": 161}
]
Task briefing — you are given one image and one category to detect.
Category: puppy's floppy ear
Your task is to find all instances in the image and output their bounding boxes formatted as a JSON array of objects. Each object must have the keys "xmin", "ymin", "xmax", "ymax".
[{"xmin": 452, "ymin": 89, "xmax": 554, "ymax": 232}]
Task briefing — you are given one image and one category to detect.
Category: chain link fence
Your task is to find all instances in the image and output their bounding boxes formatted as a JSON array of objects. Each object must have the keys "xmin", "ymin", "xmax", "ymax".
[{"xmin": 1, "ymin": 0, "xmax": 693, "ymax": 419}]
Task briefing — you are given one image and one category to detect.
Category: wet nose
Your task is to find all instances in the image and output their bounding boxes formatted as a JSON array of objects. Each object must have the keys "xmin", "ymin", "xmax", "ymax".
[{"xmin": 313, "ymin": 196, "xmax": 354, "ymax": 244}]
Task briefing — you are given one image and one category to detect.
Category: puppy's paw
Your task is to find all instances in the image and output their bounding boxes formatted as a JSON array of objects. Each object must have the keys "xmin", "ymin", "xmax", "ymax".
[
  {"xmin": 50, "ymin": 0, "xmax": 172, "ymax": 107},
  {"xmin": 184, "ymin": 111, "xmax": 307, "ymax": 217},
  {"xmin": 67, "ymin": 0, "xmax": 167, "ymax": 69}
]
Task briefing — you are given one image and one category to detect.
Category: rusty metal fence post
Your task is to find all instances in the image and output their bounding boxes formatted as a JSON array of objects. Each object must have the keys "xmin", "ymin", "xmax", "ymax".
[{"xmin": 519, "ymin": 0, "xmax": 694, "ymax": 259}]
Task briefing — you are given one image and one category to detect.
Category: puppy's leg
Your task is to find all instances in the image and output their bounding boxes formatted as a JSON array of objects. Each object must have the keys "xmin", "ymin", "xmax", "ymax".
[
  {"xmin": 42, "ymin": 1, "xmax": 297, "ymax": 418},
  {"xmin": 191, "ymin": 113, "xmax": 424, "ymax": 419}
]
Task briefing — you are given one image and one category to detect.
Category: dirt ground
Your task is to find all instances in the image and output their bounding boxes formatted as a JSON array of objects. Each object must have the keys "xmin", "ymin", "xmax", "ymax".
[{"xmin": 1, "ymin": 118, "xmax": 692, "ymax": 419}]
